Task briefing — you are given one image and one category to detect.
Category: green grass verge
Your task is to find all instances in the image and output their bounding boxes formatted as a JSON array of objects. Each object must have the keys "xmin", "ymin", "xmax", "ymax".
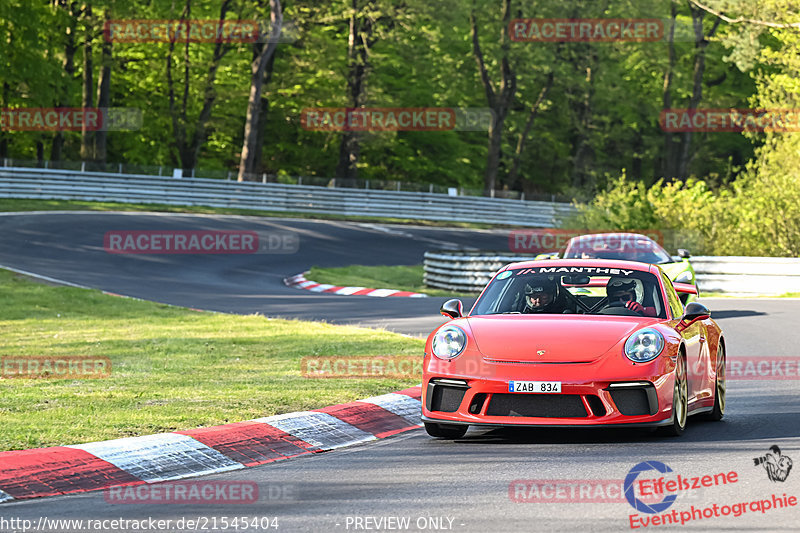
[
  {"xmin": 0, "ymin": 198, "xmax": 494, "ymax": 229},
  {"xmin": 307, "ymin": 264, "xmax": 474, "ymax": 298},
  {"xmin": 0, "ymin": 269, "xmax": 423, "ymax": 451}
]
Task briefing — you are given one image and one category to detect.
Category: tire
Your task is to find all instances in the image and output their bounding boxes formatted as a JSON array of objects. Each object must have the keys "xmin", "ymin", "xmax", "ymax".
[
  {"xmin": 701, "ymin": 344, "xmax": 726, "ymax": 421},
  {"xmin": 657, "ymin": 353, "xmax": 688, "ymax": 437},
  {"xmin": 424, "ymin": 422, "xmax": 468, "ymax": 439}
]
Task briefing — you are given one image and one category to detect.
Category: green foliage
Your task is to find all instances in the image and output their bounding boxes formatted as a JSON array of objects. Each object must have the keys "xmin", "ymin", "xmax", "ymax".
[
  {"xmin": 563, "ymin": 170, "xmax": 800, "ymax": 256},
  {"xmin": 0, "ymin": 0, "xmax": 770, "ymax": 193}
]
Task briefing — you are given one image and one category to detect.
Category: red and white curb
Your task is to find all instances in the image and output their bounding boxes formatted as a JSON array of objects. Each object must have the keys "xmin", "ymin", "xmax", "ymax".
[
  {"xmin": 283, "ymin": 272, "xmax": 428, "ymax": 298},
  {"xmin": 0, "ymin": 387, "xmax": 422, "ymax": 503}
]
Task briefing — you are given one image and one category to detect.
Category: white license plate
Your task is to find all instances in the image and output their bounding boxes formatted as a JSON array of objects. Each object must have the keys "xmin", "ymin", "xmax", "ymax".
[{"xmin": 509, "ymin": 381, "xmax": 561, "ymax": 393}]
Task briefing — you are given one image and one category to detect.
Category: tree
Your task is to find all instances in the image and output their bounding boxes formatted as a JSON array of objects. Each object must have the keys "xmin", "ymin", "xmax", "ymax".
[
  {"xmin": 470, "ymin": 0, "xmax": 516, "ymax": 195},
  {"xmin": 237, "ymin": 0, "xmax": 282, "ymax": 182},
  {"xmin": 166, "ymin": 0, "xmax": 234, "ymax": 174}
]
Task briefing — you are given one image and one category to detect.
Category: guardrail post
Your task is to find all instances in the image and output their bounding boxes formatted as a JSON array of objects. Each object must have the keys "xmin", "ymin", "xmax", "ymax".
[
  {"xmin": 298, "ymin": 176, "xmax": 302, "ymax": 185},
  {"xmin": 365, "ymin": 180, "xmax": 369, "ymax": 190}
]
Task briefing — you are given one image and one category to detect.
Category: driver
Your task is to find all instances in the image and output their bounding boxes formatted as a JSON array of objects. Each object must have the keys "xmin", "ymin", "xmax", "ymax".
[
  {"xmin": 605, "ymin": 277, "xmax": 656, "ymax": 316},
  {"xmin": 522, "ymin": 278, "xmax": 575, "ymax": 314}
]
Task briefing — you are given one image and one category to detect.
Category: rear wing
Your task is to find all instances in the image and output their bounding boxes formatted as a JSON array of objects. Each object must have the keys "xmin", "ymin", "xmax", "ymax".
[{"xmin": 673, "ymin": 282, "xmax": 698, "ymax": 295}]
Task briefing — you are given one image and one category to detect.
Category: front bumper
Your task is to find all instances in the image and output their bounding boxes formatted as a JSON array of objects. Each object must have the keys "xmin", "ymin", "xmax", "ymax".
[{"xmin": 421, "ymin": 358, "xmax": 676, "ymax": 427}]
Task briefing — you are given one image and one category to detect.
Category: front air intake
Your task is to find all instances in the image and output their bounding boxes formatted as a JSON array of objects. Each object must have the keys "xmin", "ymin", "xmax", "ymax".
[
  {"xmin": 426, "ymin": 379, "xmax": 469, "ymax": 413},
  {"xmin": 485, "ymin": 394, "xmax": 588, "ymax": 418}
]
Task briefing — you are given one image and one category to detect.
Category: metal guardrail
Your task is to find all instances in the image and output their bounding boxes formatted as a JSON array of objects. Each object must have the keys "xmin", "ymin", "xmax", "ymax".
[
  {"xmin": 690, "ymin": 256, "xmax": 800, "ymax": 295},
  {"xmin": 423, "ymin": 251, "xmax": 800, "ymax": 295},
  {"xmin": 0, "ymin": 167, "xmax": 576, "ymax": 227}
]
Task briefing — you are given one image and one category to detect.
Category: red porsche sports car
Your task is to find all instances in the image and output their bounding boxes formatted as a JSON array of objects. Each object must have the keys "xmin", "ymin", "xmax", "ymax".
[{"xmin": 421, "ymin": 259, "xmax": 725, "ymax": 439}]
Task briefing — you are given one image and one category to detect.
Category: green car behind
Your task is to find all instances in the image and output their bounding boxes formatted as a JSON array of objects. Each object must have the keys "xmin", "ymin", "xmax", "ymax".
[{"xmin": 536, "ymin": 232, "xmax": 698, "ymax": 304}]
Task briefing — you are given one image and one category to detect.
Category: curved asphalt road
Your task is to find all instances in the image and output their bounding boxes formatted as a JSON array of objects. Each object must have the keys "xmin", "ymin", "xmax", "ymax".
[
  {"xmin": 1, "ymin": 212, "xmax": 799, "ymax": 532},
  {"xmin": 0, "ymin": 211, "xmax": 511, "ymax": 335}
]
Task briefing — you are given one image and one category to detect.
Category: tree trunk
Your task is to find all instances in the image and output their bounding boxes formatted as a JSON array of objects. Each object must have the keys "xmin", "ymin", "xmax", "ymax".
[
  {"xmin": 237, "ymin": 0, "xmax": 282, "ymax": 182},
  {"xmin": 335, "ymin": 0, "xmax": 374, "ymax": 180},
  {"xmin": 80, "ymin": 1, "xmax": 94, "ymax": 161},
  {"xmin": 252, "ymin": 53, "xmax": 276, "ymax": 178},
  {"xmin": 571, "ymin": 61, "xmax": 596, "ymax": 189},
  {"xmin": 94, "ymin": 7, "xmax": 112, "ymax": 164},
  {"xmin": 471, "ymin": 0, "xmax": 516, "ymax": 196},
  {"xmin": 661, "ymin": 1, "xmax": 678, "ymax": 178},
  {"xmin": 51, "ymin": 0, "xmax": 80, "ymax": 162},
  {"xmin": 0, "ymin": 82, "xmax": 9, "ymax": 158},
  {"xmin": 676, "ymin": 3, "xmax": 721, "ymax": 180},
  {"xmin": 167, "ymin": 0, "xmax": 232, "ymax": 174},
  {"xmin": 507, "ymin": 72, "xmax": 554, "ymax": 188}
]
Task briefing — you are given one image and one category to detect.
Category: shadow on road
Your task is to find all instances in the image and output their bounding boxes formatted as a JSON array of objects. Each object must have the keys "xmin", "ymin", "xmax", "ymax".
[{"xmin": 711, "ymin": 310, "xmax": 767, "ymax": 319}]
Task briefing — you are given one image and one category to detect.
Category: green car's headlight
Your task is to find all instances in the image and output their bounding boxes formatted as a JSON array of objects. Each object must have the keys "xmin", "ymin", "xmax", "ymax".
[
  {"xmin": 432, "ymin": 326, "xmax": 467, "ymax": 360},
  {"xmin": 674, "ymin": 270, "xmax": 694, "ymax": 284},
  {"xmin": 624, "ymin": 328, "xmax": 665, "ymax": 363}
]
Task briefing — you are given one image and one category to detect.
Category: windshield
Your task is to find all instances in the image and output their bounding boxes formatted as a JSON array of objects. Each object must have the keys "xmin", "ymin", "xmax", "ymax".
[
  {"xmin": 564, "ymin": 235, "xmax": 672, "ymax": 264},
  {"xmin": 471, "ymin": 266, "xmax": 666, "ymax": 318}
]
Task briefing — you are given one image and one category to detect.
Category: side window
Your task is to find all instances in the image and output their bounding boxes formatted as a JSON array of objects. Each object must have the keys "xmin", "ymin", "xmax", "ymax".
[{"xmin": 661, "ymin": 272, "xmax": 684, "ymax": 318}]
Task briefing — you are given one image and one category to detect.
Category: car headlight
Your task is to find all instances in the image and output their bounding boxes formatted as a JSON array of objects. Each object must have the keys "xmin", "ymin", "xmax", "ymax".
[
  {"xmin": 624, "ymin": 328, "xmax": 665, "ymax": 363},
  {"xmin": 674, "ymin": 271, "xmax": 693, "ymax": 284},
  {"xmin": 432, "ymin": 326, "xmax": 467, "ymax": 360}
]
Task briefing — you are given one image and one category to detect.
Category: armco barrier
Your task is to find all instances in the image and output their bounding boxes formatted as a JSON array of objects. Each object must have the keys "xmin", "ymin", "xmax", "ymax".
[
  {"xmin": 423, "ymin": 251, "xmax": 537, "ymax": 292},
  {"xmin": 0, "ymin": 167, "xmax": 576, "ymax": 227},
  {"xmin": 423, "ymin": 251, "xmax": 800, "ymax": 295},
  {"xmin": 690, "ymin": 256, "xmax": 800, "ymax": 294}
]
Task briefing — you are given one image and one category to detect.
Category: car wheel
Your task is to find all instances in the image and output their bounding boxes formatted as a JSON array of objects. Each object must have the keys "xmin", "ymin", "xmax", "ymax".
[
  {"xmin": 701, "ymin": 344, "xmax": 726, "ymax": 421},
  {"xmin": 424, "ymin": 422, "xmax": 468, "ymax": 439},
  {"xmin": 658, "ymin": 354, "xmax": 688, "ymax": 437}
]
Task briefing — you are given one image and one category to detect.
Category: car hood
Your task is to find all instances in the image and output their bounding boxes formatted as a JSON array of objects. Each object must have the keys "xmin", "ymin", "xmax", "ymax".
[{"xmin": 465, "ymin": 315, "xmax": 656, "ymax": 363}]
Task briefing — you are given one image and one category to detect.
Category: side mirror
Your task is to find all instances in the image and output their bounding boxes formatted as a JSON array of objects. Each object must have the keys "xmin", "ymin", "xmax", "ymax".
[
  {"xmin": 682, "ymin": 302, "xmax": 710, "ymax": 323},
  {"xmin": 440, "ymin": 299, "xmax": 463, "ymax": 319},
  {"xmin": 678, "ymin": 249, "xmax": 691, "ymax": 259}
]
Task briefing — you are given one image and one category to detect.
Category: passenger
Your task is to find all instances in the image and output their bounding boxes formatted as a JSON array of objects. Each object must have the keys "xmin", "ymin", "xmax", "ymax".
[
  {"xmin": 605, "ymin": 278, "xmax": 656, "ymax": 317},
  {"xmin": 522, "ymin": 279, "xmax": 575, "ymax": 314}
]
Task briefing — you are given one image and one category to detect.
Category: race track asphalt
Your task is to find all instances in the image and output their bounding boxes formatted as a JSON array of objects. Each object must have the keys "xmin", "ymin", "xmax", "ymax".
[
  {"xmin": 0, "ymin": 212, "xmax": 510, "ymax": 335},
  {"xmin": 1, "ymin": 212, "xmax": 799, "ymax": 532}
]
